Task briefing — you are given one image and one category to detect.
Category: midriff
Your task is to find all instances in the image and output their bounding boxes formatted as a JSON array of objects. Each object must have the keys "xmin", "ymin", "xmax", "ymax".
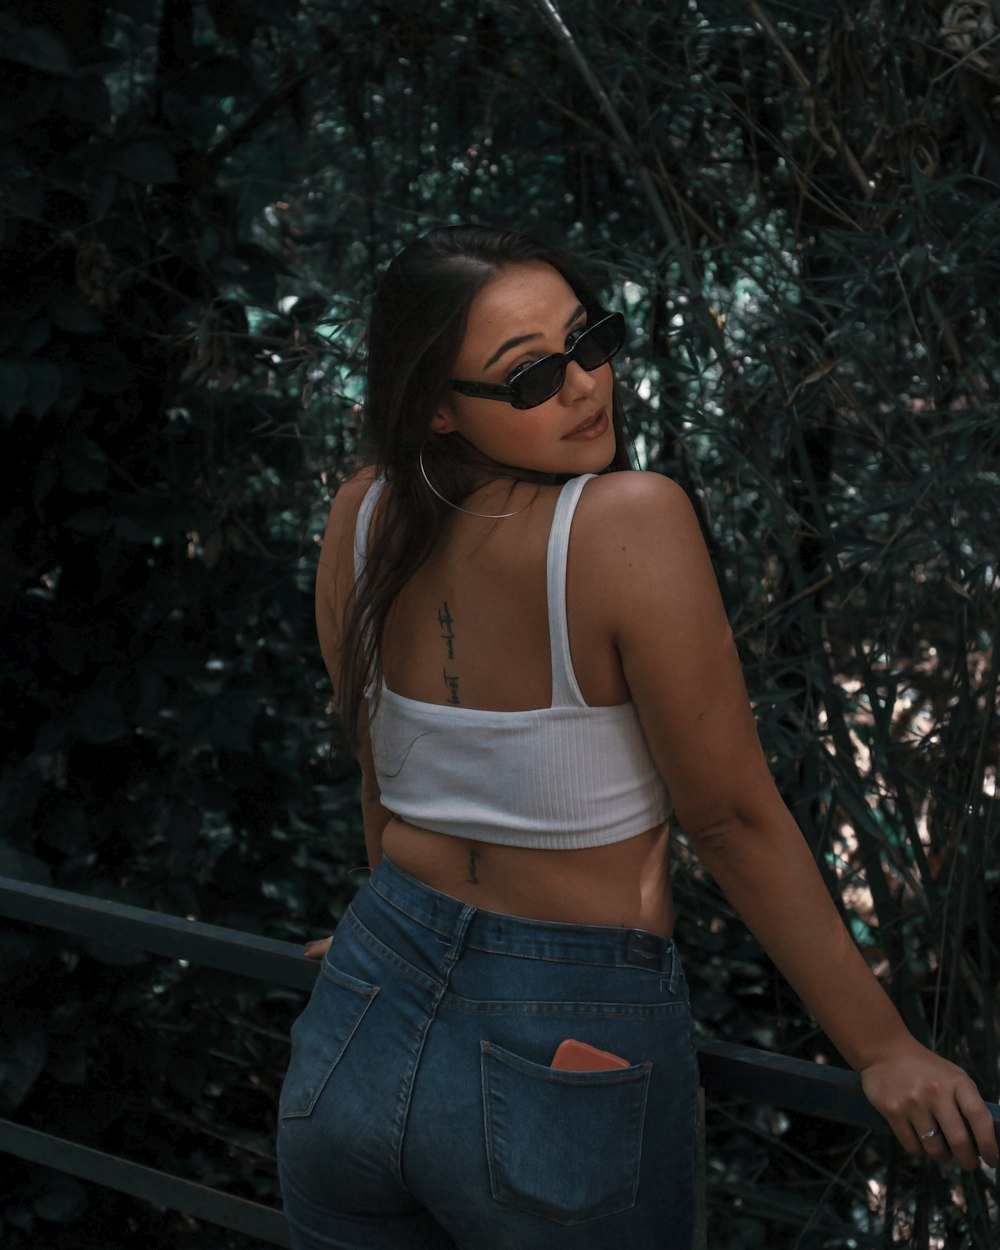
[{"xmin": 380, "ymin": 817, "xmax": 675, "ymax": 936}]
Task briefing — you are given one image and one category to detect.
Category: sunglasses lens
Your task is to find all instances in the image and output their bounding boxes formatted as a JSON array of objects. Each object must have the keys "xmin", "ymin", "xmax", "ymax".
[
  {"xmin": 575, "ymin": 316, "xmax": 624, "ymax": 369},
  {"xmin": 508, "ymin": 313, "xmax": 625, "ymax": 409},
  {"xmin": 512, "ymin": 359, "xmax": 564, "ymax": 408}
]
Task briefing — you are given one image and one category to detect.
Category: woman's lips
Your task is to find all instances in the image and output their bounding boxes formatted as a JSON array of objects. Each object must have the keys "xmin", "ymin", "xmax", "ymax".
[{"xmin": 562, "ymin": 410, "xmax": 609, "ymax": 440}]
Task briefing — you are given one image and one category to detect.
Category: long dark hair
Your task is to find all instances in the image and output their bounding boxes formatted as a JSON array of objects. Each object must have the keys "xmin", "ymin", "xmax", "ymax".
[{"xmin": 337, "ymin": 225, "xmax": 633, "ymax": 749}]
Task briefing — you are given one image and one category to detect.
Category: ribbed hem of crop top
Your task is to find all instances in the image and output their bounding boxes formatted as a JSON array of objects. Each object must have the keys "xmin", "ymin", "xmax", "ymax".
[{"xmin": 353, "ymin": 473, "xmax": 672, "ymax": 848}]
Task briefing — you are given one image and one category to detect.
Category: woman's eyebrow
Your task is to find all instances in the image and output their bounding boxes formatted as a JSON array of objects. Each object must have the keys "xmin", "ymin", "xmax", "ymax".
[{"xmin": 481, "ymin": 304, "xmax": 586, "ymax": 370}]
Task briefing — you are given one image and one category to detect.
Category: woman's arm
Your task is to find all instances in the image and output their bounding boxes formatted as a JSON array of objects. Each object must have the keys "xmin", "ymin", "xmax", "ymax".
[
  {"xmin": 584, "ymin": 471, "xmax": 997, "ymax": 1170},
  {"xmin": 302, "ymin": 731, "xmax": 388, "ymax": 962},
  {"xmin": 315, "ymin": 474, "xmax": 390, "ymax": 871},
  {"xmin": 357, "ymin": 723, "xmax": 390, "ymax": 872},
  {"xmin": 305, "ymin": 471, "xmax": 387, "ymax": 959}
]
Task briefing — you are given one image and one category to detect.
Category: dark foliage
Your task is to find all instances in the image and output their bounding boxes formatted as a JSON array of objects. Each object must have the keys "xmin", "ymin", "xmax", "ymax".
[{"xmin": 2, "ymin": 0, "xmax": 998, "ymax": 1245}]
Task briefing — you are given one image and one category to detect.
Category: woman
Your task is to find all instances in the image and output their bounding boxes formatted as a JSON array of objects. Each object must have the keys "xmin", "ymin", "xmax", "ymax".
[{"xmin": 276, "ymin": 226, "xmax": 997, "ymax": 1250}]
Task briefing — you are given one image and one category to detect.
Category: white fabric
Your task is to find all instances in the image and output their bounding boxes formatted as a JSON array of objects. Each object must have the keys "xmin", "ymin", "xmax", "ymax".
[{"xmin": 357, "ymin": 474, "xmax": 671, "ymax": 847}]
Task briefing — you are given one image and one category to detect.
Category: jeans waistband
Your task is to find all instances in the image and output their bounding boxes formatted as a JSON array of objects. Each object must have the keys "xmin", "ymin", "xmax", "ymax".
[{"xmin": 364, "ymin": 856, "xmax": 677, "ymax": 975}]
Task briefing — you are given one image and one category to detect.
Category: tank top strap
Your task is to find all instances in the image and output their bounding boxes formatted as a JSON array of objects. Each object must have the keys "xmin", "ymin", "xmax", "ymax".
[
  {"xmin": 546, "ymin": 474, "xmax": 596, "ymax": 708},
  {"xmin": 354, "ymin": 474, "xmax": 387, "ymax": 582},
  {"xmin": 355, "ymin": 476, "xmax": 388, "ymax": 697}
]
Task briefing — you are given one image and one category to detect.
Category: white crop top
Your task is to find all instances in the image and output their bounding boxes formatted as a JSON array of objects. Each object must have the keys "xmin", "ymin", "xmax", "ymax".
[{"xmin": 356, "ymin": 474, "xmax": 671, "ymax": 849}]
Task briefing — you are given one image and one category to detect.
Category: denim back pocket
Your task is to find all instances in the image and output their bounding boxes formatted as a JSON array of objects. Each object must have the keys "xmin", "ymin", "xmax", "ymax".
[
  {"xmin": 279, "ymin": 962, "xmax": 379, "ymax": 1119},
  {"xmin": 480, "ymin": 1040, "xmax": 651, "ymax": 1225}
]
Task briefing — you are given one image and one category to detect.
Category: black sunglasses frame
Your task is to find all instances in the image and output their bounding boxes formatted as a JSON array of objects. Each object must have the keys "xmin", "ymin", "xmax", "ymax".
[{"xmin": 449, "ymin": 310, "xmax": 625, "ymax": 411}]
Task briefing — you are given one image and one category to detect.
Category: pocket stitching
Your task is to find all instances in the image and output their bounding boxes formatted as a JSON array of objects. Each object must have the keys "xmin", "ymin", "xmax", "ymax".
[
  {"xmin": 280, "ymin": 974, "xmax": 379, "ymax": 1119},
  {"xmin": 449, "ymin": 996, "xmax": 688, "ymax": 1017},
  {"xmin": 480, "ymin": 1040, "xmax": 651, "ymax": 1225}
]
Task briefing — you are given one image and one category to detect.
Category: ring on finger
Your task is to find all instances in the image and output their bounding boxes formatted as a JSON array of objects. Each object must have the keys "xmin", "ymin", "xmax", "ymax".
[{"xmin": 919, "ymin": 1128, "xmax": 938, "ymax": 1143}]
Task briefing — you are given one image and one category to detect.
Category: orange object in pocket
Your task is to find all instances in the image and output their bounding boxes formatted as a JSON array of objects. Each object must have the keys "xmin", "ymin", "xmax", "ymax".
[{"xmin": 550, "ymin": 1038, "xmax": 631, "ymax": 1071}]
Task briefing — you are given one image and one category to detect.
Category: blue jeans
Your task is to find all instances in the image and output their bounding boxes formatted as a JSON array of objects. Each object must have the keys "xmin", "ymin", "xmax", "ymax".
[{"xmin": 277, "ymin": 857, "xmax": 699, "ymax": 1249}]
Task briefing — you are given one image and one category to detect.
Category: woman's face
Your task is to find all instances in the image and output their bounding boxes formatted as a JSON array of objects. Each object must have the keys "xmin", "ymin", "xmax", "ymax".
[{"xmin": 431, "ymin": 262, "xmax": 618, "ymax": 476}]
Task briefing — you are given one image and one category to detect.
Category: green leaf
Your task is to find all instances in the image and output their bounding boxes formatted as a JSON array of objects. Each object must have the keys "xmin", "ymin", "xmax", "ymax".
[
  {"xmin": 137, "ymin": 669, "xmax": 168, "ymax": 723},
  {"xmin": 79, "ymin": 341, "xmax": 133, "ymax": 394},
  {"xmin": 89, "ymin": 173, "xmax": 117, "ymax": 221},
  {"xmin": 0, "ymin": 841, "xmax": 52, "ymax": 886},
  {"xmin": 34, "ymin": 719, "xmax": 74, "ymax": 752},
  {"xmin": 0, "ymin": 929, "xmax": 37, "ymax": 984},
  {"xmin": 38, "ymin": 803, "xmax": 88, "ymax": 854},
  {"xmin": 61, "ymin": 434, "xmax": 108, "ymax": 493},
  {"xmin": 16, "ymin": 319, "xmax": 51, "ymax": 355},
  {"xmin": 63, "ymin": 506, "xmax": 113, "ymax": 535},
  {"xmin": 0, "ymin": 16, "xmax": 73, "ymax": 76},
  {"xmin": 208, "ymin": 699, "xmax": 258, "ymax": 751},
  {"xmin": 55, "ymin": 73, "xmax": 110, "ymax": 125},
  {"xmin": 81, "ymin": 937, "xmax": 147, "ymax": 966},
  {"xmin": 49, "ymin": 288, "xmax": 104, "ymax": 335},
  {"xmin": 167, "ymin": 1053, "xmax": 209, "ymax": 1100},
  {"xmin": 203, "ymin": 0, "xmax": 259, "ymax": 46},
  {"xmin": 23, "ymin": 361, "xmax": 62, "ymax": 418},
  {"xmin": 113, "ymin": 139, "xmax": 178, "ymax": 185},
  {"xmin": 46, "ymin": 1042, "xmax": 90, "ymax": 1085},
  {"xmin": 173, "ymin": 56, "xmax": 259, "ymax": 98},
  {"xmin": 33, "ymin": 1176, "xmax": 88, "ymax": 1223},
  {"xmin": 0, "ymin": 78, "xmax": 58, "ymax": 134},
  {"xmin": 238, "ymin": 265, "xmax": 277, "ymax": 306},
  {"xmin": 0, "ymin": 361, "xmax": 27, "ymax": 420},
  {"xmin": 0, "ymin": 1031, "xmax": 47, "ymax": 1110},
  {"xmin": 114, "ymin": 515, "xmax": 159, "ymax": 543},
  {"xmin": 3, "ymin": 1205, "xmax": 33, "ymax": 1232},
  {"xmin": 74, "ymin": 688, "xmax": 129, "ymax": 744},
  {"xmin": 5, "ymin": 180, "xmax": 46, "ymax": 224}
]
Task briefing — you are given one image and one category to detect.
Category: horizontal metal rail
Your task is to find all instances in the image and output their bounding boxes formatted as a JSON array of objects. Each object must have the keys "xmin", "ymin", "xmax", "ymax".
[
  {"xmin": 0, "ymin": 1117, "xmax": 292, "ymax": 1248},
  {"xmin": 2, "ymin": 873, "xmax": 998, "ymax": 1246},
  {"xmin": 696, "ymin": 1038, "xmax": 887, "ymax": 1129},
  {"xmin": 0, "ymin": 874, "xmax": 317, "ymax": 991}
]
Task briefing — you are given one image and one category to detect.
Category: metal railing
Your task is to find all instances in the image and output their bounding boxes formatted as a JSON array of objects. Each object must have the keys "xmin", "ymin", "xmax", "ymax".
[{"xmin": 2, "ymin": 874, "xmax": 997, "ymax": 1247}]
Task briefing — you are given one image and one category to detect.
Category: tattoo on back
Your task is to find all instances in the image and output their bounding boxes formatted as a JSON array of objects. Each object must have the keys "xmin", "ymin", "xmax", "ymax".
[
  {"xmin": 439, "ymin": 602, "xmax": 460, "ymax": 703},
  {"xmin": 438, "ymin": 603, "xmax": 455, "ymax": 659},
  {"xmin": 466, "ymin": 850, "xmax": 480, "ymax": 885}
]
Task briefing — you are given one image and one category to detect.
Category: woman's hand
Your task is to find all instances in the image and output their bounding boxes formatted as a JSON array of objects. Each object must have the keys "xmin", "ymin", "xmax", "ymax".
[
  {"xmin": 303, "ymin": 936, "xmax": 333, "ymax": 960},
  {"xmin": 860, "ymin": 1039, "xmax": 999, "ymax": 1171}
]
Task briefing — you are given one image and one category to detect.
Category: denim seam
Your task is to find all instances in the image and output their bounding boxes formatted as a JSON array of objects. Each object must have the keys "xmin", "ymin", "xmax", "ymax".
[
  {"xmin": 368, "ymin": 877, "xmax": 455, "ymax": 940},
  {"xmin": 342, "ymin": 909, "xmax": 443, "ymax": 994},
  {"xmin": 463, "ymin": 940, "xmax": 675, "ymax": 978},
  {"xmin": 629, "ymin": 1051, "xmax": 652, "ymax": 1208},
  {"xmin": 279, "ymin": 983, "xmax": 380, "ymax": 1120},
  {"xmin": 444, "ymin": 996, "xmax": 688, "ymax": 1017},
  {"xmin": 389, "ymin": 991, "xmax": 440, "ymax": 1187},
  {"xmin": 390, "ymin": 912, "xmax": 472, "ymax": 1187},
  {"xmin": 369, "ymin": 874, "xmax": 679, "ymax": 980}
]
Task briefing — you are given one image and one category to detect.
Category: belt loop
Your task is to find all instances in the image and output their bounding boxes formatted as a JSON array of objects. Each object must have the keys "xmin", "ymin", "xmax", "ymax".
[{"xmin": 444, "ymin": 903, "xmax": 476, "ymax": 964}]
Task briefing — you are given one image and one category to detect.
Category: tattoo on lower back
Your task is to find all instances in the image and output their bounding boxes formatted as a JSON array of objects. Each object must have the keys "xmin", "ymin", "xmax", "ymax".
[
  {"xmin": 438, "ymin": 603, "xmax": 456, "ymax": 659},
  {"xmin": 439, "ymin": 602, "xmax": 460, "ymax": 703},
  {"xmin": 466, "ymin": 850, "xmax": 480, "ymax": 885}
]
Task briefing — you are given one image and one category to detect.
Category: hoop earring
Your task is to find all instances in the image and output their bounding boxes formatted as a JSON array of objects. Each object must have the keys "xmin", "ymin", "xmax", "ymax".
[{"xmin": 418, "ymin": 450, "xmax": 530, "ymax": 520}]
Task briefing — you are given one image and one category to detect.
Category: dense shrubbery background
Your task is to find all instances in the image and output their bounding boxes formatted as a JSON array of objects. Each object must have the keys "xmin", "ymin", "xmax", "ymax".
[{"xmin": 2, "ymin": 0, "xmax": 998, "ymax": 1245}]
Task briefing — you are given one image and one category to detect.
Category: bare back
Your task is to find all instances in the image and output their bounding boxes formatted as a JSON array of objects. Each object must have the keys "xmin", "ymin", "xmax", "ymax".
[{"xmin": 316, "ymin": 471, "xmax": 675, "ymax": 935}]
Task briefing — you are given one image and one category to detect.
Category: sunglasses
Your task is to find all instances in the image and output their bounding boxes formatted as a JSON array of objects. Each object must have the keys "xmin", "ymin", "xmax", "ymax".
[{"xmin": 450, "ymin": 310, "xmax": 625, "ymax": 411}]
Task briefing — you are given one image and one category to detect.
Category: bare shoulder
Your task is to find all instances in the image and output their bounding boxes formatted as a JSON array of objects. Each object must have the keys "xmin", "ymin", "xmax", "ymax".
[
  {"xmin": 316, "ymin": 466, "xmax": 381, "ymax": 610},
  {"xmin": 569, "ymin": 469, "xmax": 720, "ymax": 644},
  {"xmin": 324, "ymin": 465, "xmax": 381, "ymax": 526},
  {"xmin": 574, "ymin": 470, "xmax": 703, "ymax": 562},
  {"xmin": 580, "ymin": 468, "xmax": 694, "ymax": 518},
  {"xmin": 319, "ymin": 466, "xmax": 380, "ymax": 556}
]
